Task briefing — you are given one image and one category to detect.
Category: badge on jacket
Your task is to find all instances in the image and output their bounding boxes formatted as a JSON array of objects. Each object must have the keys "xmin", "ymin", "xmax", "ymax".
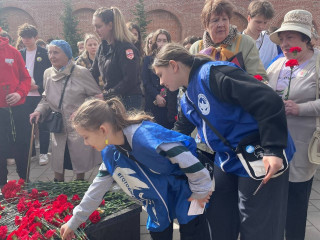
[
  {"xmin": 126, "ymin": 49, "xmax": 134, "ymax": 60},
  {"xmin": 5, "ymin": 58, "xmax": 14, "ymax": 66}
]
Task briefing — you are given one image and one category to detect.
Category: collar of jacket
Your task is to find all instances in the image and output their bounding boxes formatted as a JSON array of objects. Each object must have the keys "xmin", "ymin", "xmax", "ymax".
[
  {"xmin": 51, "ymin": 61, "xmax": 75, "ymax": 81},
  {"xmin": 188, "ymin": 57, "xmax": 212, "ymax": 84}
]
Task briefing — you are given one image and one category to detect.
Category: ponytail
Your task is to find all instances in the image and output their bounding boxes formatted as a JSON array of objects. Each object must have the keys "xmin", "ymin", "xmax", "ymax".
[
  {"xmin": 72, "ymin": 98, "xmax": 153, "ymax": 132},
  {"xmin": 111, "ymin": 7, "xmax": 135, "ymax": 43}
]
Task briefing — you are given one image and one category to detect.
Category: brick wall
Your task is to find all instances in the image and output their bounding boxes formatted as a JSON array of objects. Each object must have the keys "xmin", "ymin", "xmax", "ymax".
[{"xmin": 1, "ymin": 0, "xmax": 319, "ymax": 45}]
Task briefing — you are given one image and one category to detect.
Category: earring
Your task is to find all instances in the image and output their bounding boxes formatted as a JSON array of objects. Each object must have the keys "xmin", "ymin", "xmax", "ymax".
[{"xmin": 105, "ymin": 139, "xmax": 109, "ymax": 145}]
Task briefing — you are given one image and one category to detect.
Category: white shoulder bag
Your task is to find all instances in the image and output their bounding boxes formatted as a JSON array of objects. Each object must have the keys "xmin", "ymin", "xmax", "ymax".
[{"xmin": 308, "ymin": 53, "xmax": 320, "ymax": 164}]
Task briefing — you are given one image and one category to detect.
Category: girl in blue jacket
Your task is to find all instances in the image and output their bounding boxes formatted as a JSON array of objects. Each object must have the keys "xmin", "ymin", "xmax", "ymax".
[
  {"xmin": 152, "ymin": 43, "xmax": 295, "ymax": 240},
  {"xmin": 60, "ymin": 98, "xmax": 213, "ymax": 240}
]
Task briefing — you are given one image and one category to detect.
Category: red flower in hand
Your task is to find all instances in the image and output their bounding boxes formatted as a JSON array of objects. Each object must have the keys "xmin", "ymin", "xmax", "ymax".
[
  {"xmin": 289, "ymin": 47, "xmax": 302, "ymax": 54},
  {"xmin": 89, "ymin": 210, "xmax": 101, "ymax": 224},
  {"xmin": 254, "ymin": 75, "xmax": 263, "ymax": 81},
  {"xmin": 285, "ymin": 59, "xmax": 299, "ymax": 69}
]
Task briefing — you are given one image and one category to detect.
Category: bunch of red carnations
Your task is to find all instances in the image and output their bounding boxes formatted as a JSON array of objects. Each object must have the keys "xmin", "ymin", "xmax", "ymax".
[{"xmin": 0, "ymin": 179, "xmax": 104, "ymax": 240}]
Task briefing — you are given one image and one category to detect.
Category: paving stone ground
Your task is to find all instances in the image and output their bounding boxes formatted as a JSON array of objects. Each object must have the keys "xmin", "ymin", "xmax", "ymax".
[{"xmin": 6, "ymin": 152, "xmax": 320, "ymax": 240}]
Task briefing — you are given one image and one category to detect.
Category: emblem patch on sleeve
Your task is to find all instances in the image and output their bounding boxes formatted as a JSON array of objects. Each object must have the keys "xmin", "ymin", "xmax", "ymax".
[{"xmin": 126, "ymin": 49, "xmax": 134, "ymax": 60}]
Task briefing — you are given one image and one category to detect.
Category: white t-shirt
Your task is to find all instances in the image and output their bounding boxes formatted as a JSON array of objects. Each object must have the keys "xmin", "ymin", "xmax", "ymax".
[
  {"xmin": 26, "ymin": 49, "xmax": 40, "ymax": 96},
  {"xmin": 256, "ymin": 31, "xmax": 278, "ymax": 69}
]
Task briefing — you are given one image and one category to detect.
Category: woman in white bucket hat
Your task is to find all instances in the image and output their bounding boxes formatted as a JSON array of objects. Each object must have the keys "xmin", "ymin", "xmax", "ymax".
[{"xmin": 267, "ymin": 9, "xmax": 320, "ymax": 240}]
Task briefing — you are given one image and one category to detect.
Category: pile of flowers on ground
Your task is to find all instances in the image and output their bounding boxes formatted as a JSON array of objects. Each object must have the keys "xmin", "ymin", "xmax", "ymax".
[{"xmin": 0, "ymin": 180, "xmax": 134, "ymax": 239}]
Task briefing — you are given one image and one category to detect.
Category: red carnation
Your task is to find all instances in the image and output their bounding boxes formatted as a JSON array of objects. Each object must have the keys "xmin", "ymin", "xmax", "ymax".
[
  {"xmin": 71, "ymin": 194, "xmax": 80, "ymax": 202},
  {"xmin": 285, "ymin": 59, "xmax": 299, "ymax": 69},
  {"xmin": 289, "ymin": 47, "xmax": 302, "ymax": 54},
  {"xmin": 63, "ymin": 215, "xmax": 72, "ymax": 223},
  {"xmin": 89, "ymin": 210, "xmax": 101, "ymax": 224},
  {"xmin": 80, "ymin": 222, "xmax": 86, "ymax": 228},
  {"xmin": 0, "ymin": 203, "xmax": 5, "ymax": 211},
  {"xmin": 30, "ymin": 222, "xmax": 42, "ymax": 233},
  {"xmin": 100, "ymin": 199, "xmax": 105, "ymax": 206},
  {"xmin": 30, "ymin": 231, "xmax": 43, "ymax": 240},
  {"xmin": 18, "ymin": 179, "xmax": 25, "ymax": 186},
  {"xmin": 254, "ymin": 75, "xmax": 263, "ymax": 81},
  {"xmin": 40, "ymin": 191, "xmax": 48, "ymax": 197},
  {"xmin": 56, "ymin": 194, "xmax": 68, "ymax": 204},
  {"xmin": 15, "ymin": 216, "xmax": 22, "ymax": 226},
  {"xmin": 44, "ymin": 229, "xmax": 56, "ymax": 239},
  {"xmin": 0, "ymin": 226, "xmax": 7, "ymax": 240}
]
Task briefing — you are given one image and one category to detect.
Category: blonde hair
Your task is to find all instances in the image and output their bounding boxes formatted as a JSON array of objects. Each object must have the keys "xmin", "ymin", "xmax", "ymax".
[
  {"xmin": 72, "ymin": 98, "xmax": 153, "ymax": 132},
  {"xmin": 93, "ymin": 7, "xmax": 135, "ymax": 43},
  {"xmin": 84, "ymin": 33, "xmax": 99, "ymax": 47}
]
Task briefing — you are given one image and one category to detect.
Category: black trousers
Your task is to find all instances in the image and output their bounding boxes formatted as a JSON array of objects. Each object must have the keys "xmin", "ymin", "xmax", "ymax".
[
  {"xmin": 0, "ymin": 105, "xmax": 31, "ymax": 185},
  {"xmin": 207, "ymin": 166, "xmax": 289, "ymax": 240},
  {"xmin": 24, "ymin": 96, "xmax": 50, "ymax": 154},
  {"xmin": 285, "ymin": 177, "xmax": 313, "ymax": 240},
  {"xmin": 150, "ymin": 212, "xmax": 211, "ymax": 240}
]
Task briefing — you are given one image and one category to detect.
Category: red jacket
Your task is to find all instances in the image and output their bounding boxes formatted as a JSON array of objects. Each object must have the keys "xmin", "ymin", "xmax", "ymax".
[{"xmin": 0, "ymin": 36, "xmax": 31, "ymax": 107}]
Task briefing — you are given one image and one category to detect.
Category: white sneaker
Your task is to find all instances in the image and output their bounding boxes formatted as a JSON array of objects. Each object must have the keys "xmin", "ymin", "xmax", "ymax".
[
  {"xmin": 7, "ymin": 158, "xmax": 15, "ymax": 165},
  {"xmin": 39, "ymin": 154, "xmax": 49, "ymax": 166}
]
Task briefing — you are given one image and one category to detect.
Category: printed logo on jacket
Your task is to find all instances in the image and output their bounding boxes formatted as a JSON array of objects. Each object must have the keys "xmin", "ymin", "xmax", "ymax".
[{"xmin": 198, "ymin": 94, "xmax": 210, "ymax": 115}]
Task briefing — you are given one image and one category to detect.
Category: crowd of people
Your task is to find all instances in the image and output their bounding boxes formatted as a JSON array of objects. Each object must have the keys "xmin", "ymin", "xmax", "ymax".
[{"xmin": 0, "ymin": 0, "xmax": 319, "ymax": 239}]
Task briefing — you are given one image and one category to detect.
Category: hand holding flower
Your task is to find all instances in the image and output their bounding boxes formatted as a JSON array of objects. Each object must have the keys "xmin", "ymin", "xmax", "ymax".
[
  {"xmin": 155, "ymin": 94, "xmax": 166, "ymax": 107},
  {"xmin": 60, "ymin": 223, "xmax": 75, "ymax": 240},
  {"xmin": 284, "ymin": 100, "xmax": 299, "ymax": 116}
]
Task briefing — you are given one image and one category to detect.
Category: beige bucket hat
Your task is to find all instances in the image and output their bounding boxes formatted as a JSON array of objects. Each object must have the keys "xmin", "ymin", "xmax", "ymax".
[{"xmin": 270, "ymin": 9, "xmax": 313, "ymax": 45}]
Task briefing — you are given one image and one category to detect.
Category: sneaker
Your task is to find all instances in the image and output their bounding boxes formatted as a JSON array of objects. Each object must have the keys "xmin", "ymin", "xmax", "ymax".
[
  {"xmin": 7, "ymin": 158, "xmax": 15, "ymax": 165},
  {"xmin": 39, "ymin": 154, "xmax": 49, "ymax": 166}
]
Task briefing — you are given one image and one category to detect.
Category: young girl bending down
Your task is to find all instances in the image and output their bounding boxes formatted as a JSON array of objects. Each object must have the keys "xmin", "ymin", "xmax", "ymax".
[{"xmin": 60, "ymin": 98, "xmax": 213, "ymax": 240}]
